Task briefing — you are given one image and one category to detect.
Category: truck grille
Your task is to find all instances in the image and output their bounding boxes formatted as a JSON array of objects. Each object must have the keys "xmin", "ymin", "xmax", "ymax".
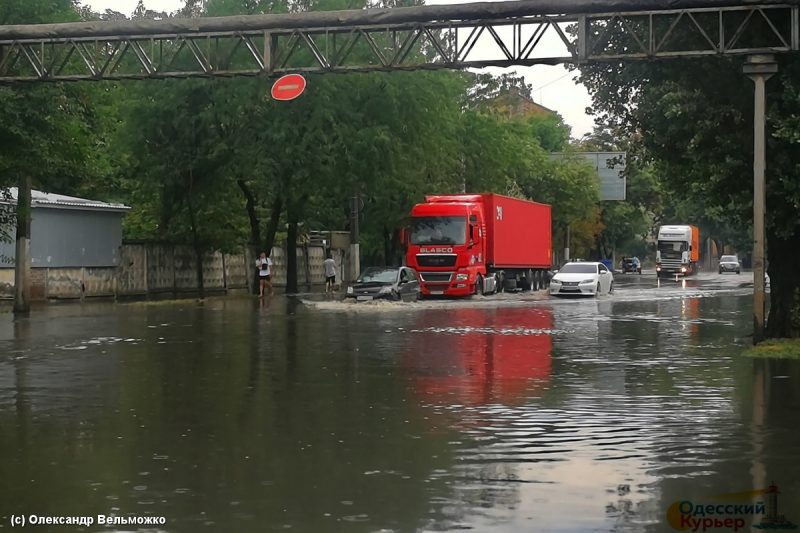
[
  {"xmin": 420, "ymin": 272, "xmax": 453, "ymax": 283},
  {"xmin": 416, "ymin": 254, "xmax": 457, "ymax": 267},
  {"xmin": 660, "ymin": 259, "xmax": 683, "ymax": 270}
]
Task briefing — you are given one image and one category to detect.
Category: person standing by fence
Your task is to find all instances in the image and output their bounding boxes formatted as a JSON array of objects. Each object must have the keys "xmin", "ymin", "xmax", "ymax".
[
  {"xmin": 256, "ymin": 251, "xmax": 273, "ymax": 298},
  {"xmin": 323, "ymin": 254, "xmax": 337, "ymax": 294}
]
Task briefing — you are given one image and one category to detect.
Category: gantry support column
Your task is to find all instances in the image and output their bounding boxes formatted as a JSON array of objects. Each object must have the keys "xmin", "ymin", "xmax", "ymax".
[{"xmin": 743, "ymin": 54, "xmax": 778, "ymax": 344}]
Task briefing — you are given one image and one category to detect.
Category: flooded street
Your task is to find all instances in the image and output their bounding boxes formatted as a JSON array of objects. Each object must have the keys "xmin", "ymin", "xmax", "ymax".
[{"xmin": 1, "ymin": 272, "xmax": 799, "ymax": 532}]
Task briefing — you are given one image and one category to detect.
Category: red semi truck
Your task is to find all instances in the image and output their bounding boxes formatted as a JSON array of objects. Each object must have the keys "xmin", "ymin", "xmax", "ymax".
[{"xmin": 405, "ymin": 193, "xmax": 552, "ymax": 297}]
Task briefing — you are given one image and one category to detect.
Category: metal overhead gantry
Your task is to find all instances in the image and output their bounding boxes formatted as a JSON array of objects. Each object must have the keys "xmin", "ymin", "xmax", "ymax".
[{"xmin": 0, "ymin": 0, "xmax": 797, "ymax": 82}]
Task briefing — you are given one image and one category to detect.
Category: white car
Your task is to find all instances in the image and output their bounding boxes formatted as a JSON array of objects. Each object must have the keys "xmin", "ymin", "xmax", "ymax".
[{"xmin": 550, "ymin": 261, "xmax": 614, "ymax": 297}]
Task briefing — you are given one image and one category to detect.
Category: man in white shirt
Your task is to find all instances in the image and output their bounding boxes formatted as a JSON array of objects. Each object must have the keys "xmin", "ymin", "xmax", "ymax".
[
  {"xmin": 256, "ymin": 251, "xmax": 273, "ymax": 297},
  {"xmin": 323, "ymin": 254, "xmax": 337, "ymax": 294}
]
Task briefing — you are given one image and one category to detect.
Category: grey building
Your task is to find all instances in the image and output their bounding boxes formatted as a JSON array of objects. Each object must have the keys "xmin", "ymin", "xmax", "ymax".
[
  {"xmin": 0, "ymin": 188, "xmax": 129, "ymax": 299},
  {"xmin": 0, "ymin": 188, "xmax": 129, "ymax": 267}
]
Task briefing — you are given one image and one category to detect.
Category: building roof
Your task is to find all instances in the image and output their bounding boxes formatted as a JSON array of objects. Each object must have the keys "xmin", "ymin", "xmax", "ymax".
[
  {"xmin": 3, "ymin": 187, "xmax": 129, "ymax": 213},
  {"xmin": 492, "ymin": 87, "xmax": 556, "ymax": 118}
]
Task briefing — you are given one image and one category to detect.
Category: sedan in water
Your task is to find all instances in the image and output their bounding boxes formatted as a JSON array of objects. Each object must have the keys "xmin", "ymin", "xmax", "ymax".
[
  {"xmin": 621, "ymin": 256, "xmax": 642, "ymax": 274},
  {"xmin": 345, "ymin": 266, "xmax": 421, "ymax": 302},
  {"xmin": 718, "ymin": 254, "xmax": 741, "ymax": 274},
  {"xmin": 549, "ymin": 261, "xmax": 614, "ymax": 297}
]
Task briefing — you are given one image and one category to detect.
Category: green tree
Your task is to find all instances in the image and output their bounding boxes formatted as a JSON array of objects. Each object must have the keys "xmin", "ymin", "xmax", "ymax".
[
  {"xmin": 462, "ymin": 77, "xmax": 600, "ymax": 259},
  {"xmin": 579, "ymin": 129, "xmax": 660, "ymax": 262},
  {"xmin": 114, "ymin": 79, "xmax": 247, "ymax": 297},
  {"xmin": 578, "ymin": 50, "xmax": 800, "ymax": 337},
  {"xmin": 0, "ymin": 0, "xmax": 98, "ymax": 312}
]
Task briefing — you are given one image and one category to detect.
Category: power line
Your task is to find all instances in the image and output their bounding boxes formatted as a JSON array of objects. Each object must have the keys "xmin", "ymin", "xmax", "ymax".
[{"xmin": 531, "ymin": 71, "xmax": 572, "ymax": 93}]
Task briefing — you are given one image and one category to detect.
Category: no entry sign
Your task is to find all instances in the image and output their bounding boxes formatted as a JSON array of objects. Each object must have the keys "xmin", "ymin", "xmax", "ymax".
[{"xmin": 271, "ymin": 74, "xmax": 306, "ymax": 101}]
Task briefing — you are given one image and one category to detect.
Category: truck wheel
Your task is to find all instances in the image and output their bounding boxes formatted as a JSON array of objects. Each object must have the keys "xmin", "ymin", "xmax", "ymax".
[
  {"xmin": 474, "ymin": 275, "xmax": 484, "ymax": 296},
  {"xmin": 523, "ymin": 269, "xmax": 533, "ymax": 291},
  {"xmin": 488, "ymin": 273, "xmax": 500, "ymax": 295},
  {"xmin": 532, "ymin": 270, "xmax": 540, "ymax": 291},
  {"xmin": 496, "ymin": 272, "xmax": 505, "ymax": 293}
]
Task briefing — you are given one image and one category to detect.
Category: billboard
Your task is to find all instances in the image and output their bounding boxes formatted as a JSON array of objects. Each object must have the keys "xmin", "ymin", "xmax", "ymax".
[{"xmin": 550, "ymin": 152, "xmax": 627, "ymax": 201}]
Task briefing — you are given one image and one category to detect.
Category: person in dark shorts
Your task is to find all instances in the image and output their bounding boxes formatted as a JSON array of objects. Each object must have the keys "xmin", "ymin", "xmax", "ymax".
[
  {"xmin": 323, "ymin": 254, "xmax": 337, "ymax": 294},
  {"xmin": 256, "ymin": 251, "xmax": 273, "ymax": 297}
]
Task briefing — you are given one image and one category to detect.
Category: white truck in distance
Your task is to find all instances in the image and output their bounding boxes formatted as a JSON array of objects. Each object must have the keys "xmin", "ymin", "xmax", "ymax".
[{"xmin": 656, "ymin": 225, "xmax": 700, "ymax": 277}]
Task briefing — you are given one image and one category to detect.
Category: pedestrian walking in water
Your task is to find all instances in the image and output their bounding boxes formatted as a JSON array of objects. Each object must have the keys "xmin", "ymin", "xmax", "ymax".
[
  {"xmin": 256, "ymin": 251, "xmax": 273, "ymax": 298},
  {"xmin": 323, "ymin": 253, "xmax": 337, "ymax": 294}
]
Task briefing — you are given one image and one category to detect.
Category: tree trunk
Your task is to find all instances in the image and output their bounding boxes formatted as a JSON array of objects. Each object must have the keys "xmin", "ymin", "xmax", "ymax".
[
  {"xmin": 286, "ymin": 214, "xmax": 298, "ymax": 294},
  {"xmin": 383, "ymin": 225, "xmax": 392, "ymax": 266},
  {"xmin": 186, "ymin": 181, "xmax": 205, "ymax": 300},
  {"xmin": 13, "ymin": 175, "xmax": 31, "ymax": 315},
  {"xmin": 263, "ymin": 194, "xmax": 283, "ymax": 254},
  {"xmin": 237, "ymin": 179, "xmax": 261, "ymax": 246},
  {"xmin": 391, "ymin": 227, "xmax": 402, "ymax": 266},
  {"xmin": 765, "ymin": 229, "xmax": 800, "ymax": 338}
]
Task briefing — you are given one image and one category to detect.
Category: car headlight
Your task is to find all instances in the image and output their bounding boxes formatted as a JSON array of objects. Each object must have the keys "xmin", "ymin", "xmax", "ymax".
[
  {"xmin": 580, "ymin": 279, "xmax": 595, "ymax": 284},
  {"xmin": 550, "ymin": 279, "xmax": 562, "ymax": 284},
  {"xmin": 346, "ymin": 286, "xmax": 353, "ymax": 295},
  {"xmin": 456, "ymin": 273, "xmax": 469, "ymax": 281},
  {"xmin": 378, "ymin": 286, "xmax": 393, "ymax": 294}
]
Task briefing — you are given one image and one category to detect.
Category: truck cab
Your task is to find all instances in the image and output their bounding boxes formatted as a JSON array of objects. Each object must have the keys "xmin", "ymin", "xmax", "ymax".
[
  {"xmin": 656, "ymin": 225, "xmax": 699, "ymax": 276},
  {"xmin": 406, "ymin": 198, "xmax": 487, "ymax": 297}
]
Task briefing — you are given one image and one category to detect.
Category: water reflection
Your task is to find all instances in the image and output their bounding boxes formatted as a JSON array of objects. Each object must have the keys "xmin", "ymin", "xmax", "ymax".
[
  {"xmin": 1, "ymin": 295, "xmax": 799, "ymax": 532},
  {"xmin": 749, "ymin": 358, "xmax": 800, "ymax": 500},
  {"xmin": 404, "ymin": 306, "xmax": 553, "ymax": 406}
]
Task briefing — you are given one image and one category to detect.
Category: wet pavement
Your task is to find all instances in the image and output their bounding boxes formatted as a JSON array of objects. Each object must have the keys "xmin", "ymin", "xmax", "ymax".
[{"xmin": 1, "ymin": 271, "xmax": 798, "ymax": 532}]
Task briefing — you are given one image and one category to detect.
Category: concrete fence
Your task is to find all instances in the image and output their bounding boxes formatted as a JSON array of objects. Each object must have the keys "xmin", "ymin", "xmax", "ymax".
[{"xmin": 0, "ymin": 241, "xmax": 349, "ymax": 300}]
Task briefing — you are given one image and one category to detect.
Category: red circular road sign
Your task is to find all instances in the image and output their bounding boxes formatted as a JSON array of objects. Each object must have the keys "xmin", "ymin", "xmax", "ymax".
[{"xmin": 271, "ymin": 74, "xmax": 306, "ymax": 101}]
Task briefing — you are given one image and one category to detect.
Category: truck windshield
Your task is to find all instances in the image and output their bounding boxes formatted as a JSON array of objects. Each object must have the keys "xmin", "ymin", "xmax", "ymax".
[
  {"xmin": 658, "ymin": 241, "xmax": 687, "ymax": 253},
  {"xmin": 410, "ymin": 216, "xmax": 466, "ymax": 245}
]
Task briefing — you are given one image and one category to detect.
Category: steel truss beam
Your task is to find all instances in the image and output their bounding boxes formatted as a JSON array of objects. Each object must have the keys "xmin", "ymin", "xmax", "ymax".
[{"xmin": 0, "ymin": 3, "xmax": 797, "ymax": 82}]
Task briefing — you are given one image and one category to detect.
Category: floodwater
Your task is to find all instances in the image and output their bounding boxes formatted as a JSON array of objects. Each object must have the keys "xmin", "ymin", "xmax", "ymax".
[{"xmin": 1, "ymin": 272, "xmax": 798, "ymax": 532}]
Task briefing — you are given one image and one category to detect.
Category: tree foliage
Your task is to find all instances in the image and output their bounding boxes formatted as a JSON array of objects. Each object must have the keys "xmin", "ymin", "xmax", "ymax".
[
  {"xmin": 0, "ymin": 0, "xmax": 98, "ymax": 252},
  {"xmin": 577, "ymin": 43, "xmax": 800, "ymax": 337}
]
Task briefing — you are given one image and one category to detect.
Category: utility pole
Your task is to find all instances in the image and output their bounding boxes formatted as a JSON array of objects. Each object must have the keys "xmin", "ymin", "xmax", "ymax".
[
  {"xmin": 743, "ymin": 54, "xmax": 777, "ymax": 344},
  {"xmin": 13, "ymin": 176, "xmax": 32, "ymax": 316},
  {"xmin": 350, "ymin": 194, "xmax": 361, "ymax": 282}
]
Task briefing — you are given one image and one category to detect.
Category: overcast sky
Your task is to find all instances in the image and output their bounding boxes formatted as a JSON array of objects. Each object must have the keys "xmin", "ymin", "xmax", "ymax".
[{"xmin": 80, "ymin": 0, "xmax": 596, "ymax": 138}]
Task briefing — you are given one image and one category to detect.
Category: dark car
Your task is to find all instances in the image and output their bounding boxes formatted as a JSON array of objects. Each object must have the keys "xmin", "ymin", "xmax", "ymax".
[
  {"xmin": 621, "ymin": 256, "xmax": 642, "ymax": 274},
  {"xmin": 718, "ymin": 255, "xmax": 741, "ymax": 274},
  {"xmin": 345, "ymin": 266, "xmax": 421, "ymax": 302}
]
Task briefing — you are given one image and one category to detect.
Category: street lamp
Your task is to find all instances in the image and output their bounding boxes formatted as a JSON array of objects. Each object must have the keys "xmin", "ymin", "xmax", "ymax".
[{"xmin": 743, "ymin": 54, "xmax": 778, "ymax": 344}]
